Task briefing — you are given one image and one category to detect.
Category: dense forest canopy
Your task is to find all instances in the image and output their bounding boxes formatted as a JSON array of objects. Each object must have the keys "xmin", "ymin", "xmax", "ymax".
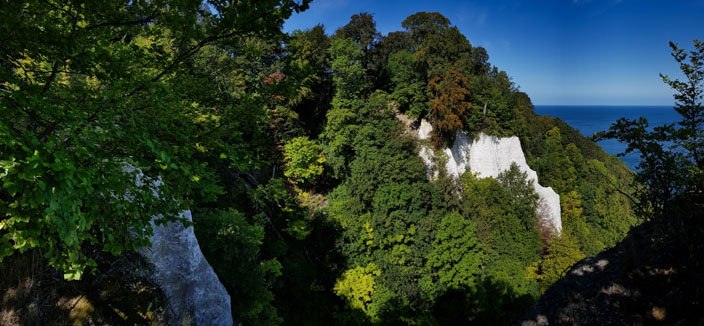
[{"xmin": 0, "ymin": 2, "xmax": 649, "ymax": 324}]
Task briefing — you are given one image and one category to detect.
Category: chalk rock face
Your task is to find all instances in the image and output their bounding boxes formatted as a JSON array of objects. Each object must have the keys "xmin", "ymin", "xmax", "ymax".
[
  {"xmin": 140, "ymin": 210, "xmax": 233, "ymax": 325},
  {"xmin": 418, "ymin": 119, "xmax": 562, "ymax": 232},
  {"xmin": 123, "ymin": 166, "xmax": 233, "ymax": 324}
]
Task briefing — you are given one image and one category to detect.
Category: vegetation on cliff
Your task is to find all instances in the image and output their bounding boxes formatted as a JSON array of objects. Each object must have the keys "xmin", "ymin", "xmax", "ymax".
[
  {"xmin": 1, "ymin": 2, "xmax": 642, "ymax": 324},
  {"xmin": 522, "ymin": 39, "xmax": 703, "ymax": 326}
]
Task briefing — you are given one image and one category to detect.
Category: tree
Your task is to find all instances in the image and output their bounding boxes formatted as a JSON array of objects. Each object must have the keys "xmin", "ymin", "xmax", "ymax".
[
  {"xmin": 0, "ymin": 0, "xmax": 309, "ymax": 279},
  {"xmin": 497, "ymin": 163, "xmax": 540, "ymax": 231},
  {"xmin": 288, "ymin": 25, "xmax": 330, "ymax": 72},
  {"xmin": 387, "ymin": 50, "xmax": 428, "ymax": 118},
  {"xmin": 285, "ymin": 25, "xmax": 333, "ymax": 134},
  {"xmin": 328, "ymin": 38, "xmax": 369, "ymax": 108},
  {"xmin": 422, "ymin": 211, "xmax": 484, "ymax": 298},
  {"xmin": 401, "ymin": 12, "xmax": 451, "ymax": 49},
  {"xmin": 195, "ymin": 209, "xmax": 283, "ymax": 325},
  {"xmin": 283, "ymin": 136, "xmax": 325, "ymax": 185},
  {"xmin": 599, "ymin": 40, "xmax": 703, "ymax": 231},
  {"xmin": 319, "ymin": 38, "xmax": 370, "ymax": 178},
  {"xmin": 369, "ymin": 31, "xmax": 413, "ymax": 89},
  {"xmin": 660, "ymin": 40, "xmax": 704, "ymax": 168},
  {"xmin": 527, "ymin": 232, "xmax": 584, "ymax": 293},
  {"xmin": 428, "ymin": 67, "xmax": 473, "ymax": 148},
  {"xmin": 334, "ymin": 263, "xmax": 389, "ymax": 321},
  {"xmin": 334, "ymin": 12, "xmax": 380, "ymax": 53},
  {"xmin": 540, "ymin": 127, "xmax": 577, "ymax": 194},
  {"xmin": 460, "ymin": 168, "xmax": 542, "ymax": 297},
  {"xmin": 401, "ymin": 12, "xmax": 473, "ymax": 77},
  {"xmin": 420, "ymin": 27, "xmax": 473, "ymax": 77}
]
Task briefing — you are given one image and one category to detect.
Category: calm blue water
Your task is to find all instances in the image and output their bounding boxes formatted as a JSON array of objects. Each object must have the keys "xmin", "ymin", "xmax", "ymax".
[{"xmin": 534, "ymin": 105, "xmax": 680, "ymax": 170}]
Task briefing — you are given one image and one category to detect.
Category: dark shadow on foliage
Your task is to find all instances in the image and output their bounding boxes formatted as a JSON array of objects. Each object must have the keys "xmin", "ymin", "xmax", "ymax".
[
  {"xmin": 430, "ymin": 278, "xmax": 535, "ymax": 326},
  {"xmin": 272, "ymin": 210, "xmax": 352, "ymax": 325},
  {"xmin": 341, "ymin": 277, "xmax": 537, "ymax": 326}
]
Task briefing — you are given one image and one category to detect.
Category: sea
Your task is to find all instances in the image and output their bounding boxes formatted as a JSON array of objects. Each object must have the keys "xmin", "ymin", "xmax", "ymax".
[{"xmin": 533, "ymin": 105, "xmax": 680, "ymax": 170}]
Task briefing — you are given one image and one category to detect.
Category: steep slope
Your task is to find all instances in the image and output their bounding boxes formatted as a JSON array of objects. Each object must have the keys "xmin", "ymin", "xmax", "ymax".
[
  {"xmin": 519, "ymin": 223, "xmax": 704, "ymax": 325},
  {"xmin": 417, "ymin": 119, "xmax": 562, "ymax": 232}
]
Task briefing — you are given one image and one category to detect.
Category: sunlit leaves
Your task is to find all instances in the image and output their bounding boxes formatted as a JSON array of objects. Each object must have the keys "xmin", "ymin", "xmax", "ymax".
[
  {"xmin": 334, "ymin": 263, "xmax": 384, "ymax": 319},
  {"xmin": 0, "ymin": 0, "xmax": 308, "ymax": 278},
  {"xmin": 283, "ymin": 136, "xmax": 325, "ymax": 184}
]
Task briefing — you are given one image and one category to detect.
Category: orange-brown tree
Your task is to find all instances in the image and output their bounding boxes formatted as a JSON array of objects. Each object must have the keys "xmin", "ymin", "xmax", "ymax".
[{"xmin": 428, "ymin": 67, "xmax": 473, "ymax": 148}]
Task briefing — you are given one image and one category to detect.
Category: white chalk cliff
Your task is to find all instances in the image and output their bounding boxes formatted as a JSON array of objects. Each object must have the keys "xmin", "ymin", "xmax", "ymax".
[
  {"xmin": 417, "ymin": 120, "xmax": 562, "ymax": 232},
  {"xmin": 126, "ymin": 167, "xmax": 233, "ymax": 325},
  {"xmin": 140, "ymin": 210, "xmax": 233, "ymax": 325}
]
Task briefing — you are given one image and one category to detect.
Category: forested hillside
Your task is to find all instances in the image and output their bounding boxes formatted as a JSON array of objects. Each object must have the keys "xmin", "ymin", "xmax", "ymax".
[
  {"xmin": 1, "ymin": 2, "xmax": 639, "ymax": 324},
  {"xmin": 523, "ymin": 40, "xmax": 704, "ymax": 325}
]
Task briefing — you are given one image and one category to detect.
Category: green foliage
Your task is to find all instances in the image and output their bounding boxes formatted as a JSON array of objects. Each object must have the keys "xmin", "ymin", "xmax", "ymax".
[
  {"xmin": 402, "ymin": 12, "xmax": 451, "ymax": 48},
  {"xmin": 468, "ymin": 70, "xmax": 517, "ymax": 136},
  {"xmin": 195, "ymin": 209, "xmax": 282, "ymax": 325},
  {"xmin": 0, "ymin": 0, "xmax": 309, "ymax": 279},
  {"xmin": 599, "ymin": 41, "xmax": 703, "ymax": 236},
  {"xmin": 283, "ymin": 136, "xmax": 325, "ymax": 184},
  {"xmin": 288, "ymin": 25, "xmax": 330, "ymax": 73},
  {"xmin": 334, "ymin": 263, "xmax": 387, "ymax": 320},
  {"xmin": 460, "ymin": 164, "xmax": 542, "ymax": 296},
  {"xmin": 333, "ymin": 12, "xmax": 380, "ymax": 53},
  {"xmin": 422, "ymin": 211, "xmax": 484, "ymax": 298},
  {"xmin": 320, "ymin": 90, "xmax": 399, "ymax": 178},
  {"xmin": 400, "ymin": 12, "xmax": 473, "ymax": 77},
  {"xmin": 329, "ymin": 38, "xmax": 370, "ymax": 106},
  {"xmin": 387, "ymin": 50, "xmax": 429, "ymax": 118},
  {"xmin": 660, "ymin": 41, "xmax": 704, "ymax": 170},
  {"xmin": 522, "ymin": 115, "xmax": 637, "ymax": 257},
  {"xmin": 0, "ymin": 5, "xmax": 648, "ymax": 325},
  {"xmin": 539, "ymin": 127, "xmax": 578, "ymax": 194},
  {"xmin": 285, "ymin": 25, "xmax": 333, "ymax": 136},
  {"xmin": 320, "ymin": 104, "xmax": 361, "ymax": 178},
  {"xmin": 528, "ymin": 233, "xmax": 585, "ymax": 293}
]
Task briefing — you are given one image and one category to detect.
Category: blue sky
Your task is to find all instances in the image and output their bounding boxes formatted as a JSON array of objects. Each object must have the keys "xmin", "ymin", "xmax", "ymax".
[{"xmin": 284, "ymin": 0, "xmax": 704, "ymax": 105}]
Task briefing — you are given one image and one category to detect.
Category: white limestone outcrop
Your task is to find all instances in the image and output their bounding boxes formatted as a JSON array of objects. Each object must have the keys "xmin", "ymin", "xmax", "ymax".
[
  {"xmin": 140, "ymin": 210, "xmax": 233, "ymax": 325},
  {"xmin": 417, "ymin": 119, "xmax": 562, "ymax": 232},
  {"xmin": 125, "ymin": 167, "xmax": 233, "ymax": 325}
]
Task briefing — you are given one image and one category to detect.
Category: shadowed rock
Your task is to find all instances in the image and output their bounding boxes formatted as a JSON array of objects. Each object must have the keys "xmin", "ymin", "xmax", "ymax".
[{"xmin": 519, "ymin": 223, "xmax": 704, "ymax": 325}]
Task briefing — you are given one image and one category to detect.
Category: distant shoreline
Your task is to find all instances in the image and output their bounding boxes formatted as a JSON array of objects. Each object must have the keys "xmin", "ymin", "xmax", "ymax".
[{"xmin": 534, "ymin": 105, "xmax": 679, "ymax": 170}]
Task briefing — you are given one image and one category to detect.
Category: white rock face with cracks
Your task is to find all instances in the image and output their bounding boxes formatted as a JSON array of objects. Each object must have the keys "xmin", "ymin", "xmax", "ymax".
[
  {"xmin": 124, "ymin": 166, "xmax": 233, "ymax": 325},
  {"xmin": 417, "ymin": 119, "xmax": 562, "ymax": 232},
  {"xmin": 140, "ymin": 210, "xmax": 233, "ymax": 325}
]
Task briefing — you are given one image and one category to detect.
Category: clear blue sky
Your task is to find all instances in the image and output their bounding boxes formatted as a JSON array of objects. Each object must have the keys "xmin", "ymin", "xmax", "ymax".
[{"xmin": 284, "ymin": 0, "xmax": 704, "ymax": 105}]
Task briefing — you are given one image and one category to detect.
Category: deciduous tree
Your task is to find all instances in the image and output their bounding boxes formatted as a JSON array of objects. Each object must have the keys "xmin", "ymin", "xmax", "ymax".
[{"xmin": 428, "ymin": 67, "xmax": 473, "ymax": 148}]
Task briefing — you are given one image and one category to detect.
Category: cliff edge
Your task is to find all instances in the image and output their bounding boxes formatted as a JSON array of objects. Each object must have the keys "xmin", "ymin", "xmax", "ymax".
[{"xmin": 416, "ymin": 119, "xmax": 562, "ymax": 232}]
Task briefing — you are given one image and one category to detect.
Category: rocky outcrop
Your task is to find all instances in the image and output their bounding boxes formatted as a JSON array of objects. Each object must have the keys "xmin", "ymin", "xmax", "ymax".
[
  {"xmin": 417, "ymin": 119, "xmax": 562, "ymax": 232},
  {"xmin": 140, "ymin": 210, "xmax": 233, "ymax": 325},
  {"xmin": 124, "ymin": 167, "xmax": 232, "ymax": 325},
  {"xmin": 519, "ymin": 223, "xmax": 704, "ymax": 325}
]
